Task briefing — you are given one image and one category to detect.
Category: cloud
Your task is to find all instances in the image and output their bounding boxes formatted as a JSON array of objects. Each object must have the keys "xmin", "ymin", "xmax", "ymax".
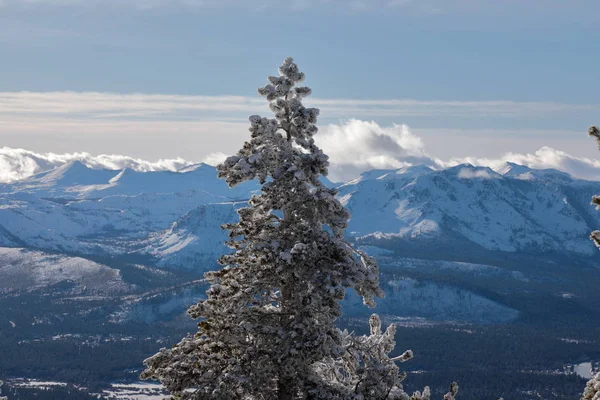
[
  {"xmin": 316, "ymin": 119, "xmax": 435, "ymax": 181},
  {"xmin": 0, "ymin": 147, "xmax": 196, "ymax": 183},
  {"xmin": 0, "ymin": 120, "xmax": 433, "ymax": 183},
  {"xmin": 0, "ymin": 92, "xmax": 264, "ymax": 119},
  {"xmin": 0, "ymin": 91, "xmax": 592, "ymax": 123},
  {"xmin": 316, "ymin": 120, "xmax": 600, "ymax": 182},
  {"xmin": 201, "ymin": 152, "xmax": 228, "ymax": 166},
  {"xmin": 457, "ymin": 168, "xmax": 496, "ymax": 180},
  {"xmin": 2, "ymin": 92, "xmax": 592, "ymax": 173},
  {"xmin": 1, "ymin": 121, "xmax": 600, "ymax": 184},
  {"xmin": 0, "ymin": 117, "xmax": 250, "ymax": 166},
  {"xmin": 0, "ymin": 91, "xmax": 598, "ymax": 183},
  {"xmin": 449, "ymin": 147, "xmax": 600, "ymax": 182}
]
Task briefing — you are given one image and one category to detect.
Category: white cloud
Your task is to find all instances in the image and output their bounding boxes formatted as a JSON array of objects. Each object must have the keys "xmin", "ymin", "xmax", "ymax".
[
  {"xmin": 0, "ymin": 91, "xmax": 598, "ymax": 183},
  {"xmin": 2, "ymin": 92, "xmax": 592, "ymax": 176},
  {"xmin": 449, "ymin": 147, "xmax": 600, "ymax": 182},
  {"xmin": 0, "ymin": 92, "xmax": 264, "ymax": 119},
  {"xmin": 0, "ymin": 91, "xmax": 593, "ymax": 124},
  {"xmin": 0, "ymin": 147, "xmax": 196, "ymax": 183},
  {"xmin": 316, "ymin": 120, "xmax": 600, "ymax": 182},
  {"xmin": 0, "ymin": 120, "xmax": 433, "ymax": 183},
  {"xmin": 201, "ymin": 152, "xmax": 228, "ymax": 166},
  {"xmin": 316, "ymin": 119, "xmax": 435, "ymax": 181},
  {"xmin": 457, "ymin": 168, "xmax": 496, "ymax": 180},
  {"xmin": 0, "ymin": 115, "xmax": 250, "ymax": 163},
  {"xmin": 2, "ymin": 122, "xmax": 600, "ymax": 184}
]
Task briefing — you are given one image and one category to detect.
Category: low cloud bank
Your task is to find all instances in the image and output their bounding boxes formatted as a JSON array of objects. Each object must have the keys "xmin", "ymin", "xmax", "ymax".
[
  {"xmin": 457, "ymin": 168, "xmax": 497, "ymax": 180},
  {"xmin": 1, "ymin": 120, "xmax": 599, "ymax": 183},
  {"xmin": 317, "ymin": 119, "xmax": 435, "ymax": 181},
  {"xmin": 0, "ymin": 147, "xmax": 195, "ymax": 183},
  {"xmin": 318, "ymin": 120, "xmax": 600, "ymax": 182},
  {"xmin": 448, "ymin": 147, "xmax": 600, "ymax": 182}
]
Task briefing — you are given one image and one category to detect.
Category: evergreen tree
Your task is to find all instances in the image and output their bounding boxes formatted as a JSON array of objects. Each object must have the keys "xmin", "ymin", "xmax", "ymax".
[
  {"xmin": 141, "ymin": 57, "xmax": 453, "ymax": 399},
  {"xmin": 588, "ymin": 126, "xmax": 600, "ymax": 247},
  {"xmin": 582, "ymin": 372, "xmax": 600, "ymax": 400},
  {"xmin": 583, "ymin": 125, "xmax": 600, "ymax": 400}
]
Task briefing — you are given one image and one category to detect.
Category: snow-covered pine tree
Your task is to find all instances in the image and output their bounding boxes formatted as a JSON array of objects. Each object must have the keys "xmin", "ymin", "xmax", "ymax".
[
  {"xmin": 141, "ymin": 57, "xmax": 453, "ymax": 399},
  {"xmin": 583, "ymin": 125, "xmax": 600, "ymax": 400},
  {"xmin": 582, "ymin": 372, "xmax": 600, "ymax": 400},
  {"xmin": 0, "ymin": 380, "xmax": 6, "ymax": 400},
  {"xmin": 588, "ymin": 126, "xmax": 600, "ymax": 247}
]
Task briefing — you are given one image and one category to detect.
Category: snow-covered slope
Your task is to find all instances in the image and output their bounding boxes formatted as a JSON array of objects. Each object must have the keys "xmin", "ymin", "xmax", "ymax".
[
  {"xmin": 1, "ymin": 160, "xmax": 600, "ymax": 325},
  {"xmin": 343, "ymin": 278, "xmax": 519, "ymax": 323},
  {"xmin": 1, "ymin": 161, "xmax": 259, "ymax": 200},
  {"xmin": 143, "ymin": 202, "xmax": 242, "ymax": 270},
  {"xmin": 0, "ymin": 247, "xmax": 134, "ymax": 294},
  {"xmin": 1, "ymin": 161, "xmax": 599, "ymax": 268},
  {"xmin": 0, "ymin": 163, "xmax": 255, "ymax": 257},
  {"xmin": 28, "ymin": 161, "xmax": 121, "ymax": 188},
  {"xmin": 338, "ymin": 164, "xmax": 600, "ymax": 255}
]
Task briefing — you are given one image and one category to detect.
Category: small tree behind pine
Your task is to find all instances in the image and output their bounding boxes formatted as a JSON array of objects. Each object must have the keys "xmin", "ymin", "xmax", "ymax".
[
  {"xmin": 588, "ymin": 126, "xmax": 600, "ymax": 248},
  {"xmin": 583, "ymin": 125, "xmax": 600, "ymax": 400},
  {"xmin": 581, "ymin": 372, "xmax": 600, "ymax": 400}
]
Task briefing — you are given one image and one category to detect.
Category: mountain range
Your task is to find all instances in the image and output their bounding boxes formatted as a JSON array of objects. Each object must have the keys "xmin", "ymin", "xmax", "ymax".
[
  {"xmin": 1, "ymin": 158, "xmax": 599, "ymax": 324},
  {"xmin": 2, "ymin": 157, "xmax": 600, "ymax": 399}
]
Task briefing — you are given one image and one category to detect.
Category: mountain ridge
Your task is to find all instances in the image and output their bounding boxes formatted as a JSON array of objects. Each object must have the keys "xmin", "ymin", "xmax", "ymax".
[
  {"xmin": 1, "ymin": 161, "xmax": 599, "ymax": 265},
  {"xmin": 1, "ymin": 160, "xmax": 599, "ymax": 326}
]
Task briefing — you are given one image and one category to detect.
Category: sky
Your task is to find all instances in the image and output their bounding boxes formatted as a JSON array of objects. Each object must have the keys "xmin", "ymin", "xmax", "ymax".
[{"xmin": 1, "ymin": 0, "xmax": 599, "ymax": 181}]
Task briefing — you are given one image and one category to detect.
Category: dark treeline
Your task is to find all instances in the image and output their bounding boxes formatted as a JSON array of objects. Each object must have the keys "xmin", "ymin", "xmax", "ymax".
[
  {"xmin": 0, "ymin": 382, "xmax": 99, "ymax": 400},
  {"xmin": 1, "ymin": 258, "xmax": 598, "ymax": 399},
  {"xmin": 1, "ymin": 321, "xmax": 598, "ymax": 399},
  {"xmin": 341, "ymin": 319, "xmax": 600, "ymax": 400}
]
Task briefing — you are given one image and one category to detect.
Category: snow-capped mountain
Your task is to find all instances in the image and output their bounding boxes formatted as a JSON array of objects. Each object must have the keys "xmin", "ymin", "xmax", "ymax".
[
  {"xmin": 143, "ymin": 202, "xmax": 242, "ymax": 270},
  {"xmin": 1, "ymin": 160, "xmax": 259, "ymax": 199},
  {"xmin": 2, "ymin": 160, "xmax": 599, "ymax": 266},
  {"xmin": 339, "ymin": 163, "xmax": 600, "ymax": 255},
  {"xmin": 0, "ymin": 247, "xmax": 134, "ymax": 295},
  {"xmin": 1, "ymin": 159, "xmax": 599, "ymax": 326},
  {"xmin": 0, "ymin": 161, "xmax": 257, "ymax": 259}
]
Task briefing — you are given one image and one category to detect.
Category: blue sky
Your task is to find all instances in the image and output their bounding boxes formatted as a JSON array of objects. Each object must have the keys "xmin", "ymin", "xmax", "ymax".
[{"xmin": 1, "ymin": 0, "xmax": 599, "ymax": 180}]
